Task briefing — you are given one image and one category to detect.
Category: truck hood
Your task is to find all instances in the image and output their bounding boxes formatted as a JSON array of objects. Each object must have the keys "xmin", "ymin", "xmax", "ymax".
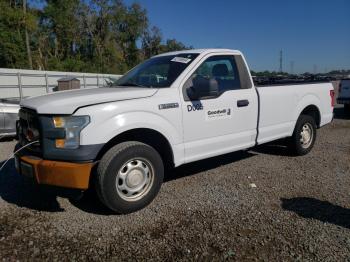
[{"xmin": 20, "ymin": 87, "xmax": 158, "ymax": 114}]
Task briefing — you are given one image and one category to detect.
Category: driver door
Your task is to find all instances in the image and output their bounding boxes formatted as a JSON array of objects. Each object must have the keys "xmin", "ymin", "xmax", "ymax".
[{"xmin": 181, "ymin": 54, "xmax": 258, "ymax": 163}]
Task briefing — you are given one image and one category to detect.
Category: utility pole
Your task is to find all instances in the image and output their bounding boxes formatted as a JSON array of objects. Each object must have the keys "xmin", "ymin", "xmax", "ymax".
[{"xmin": 279, "ymin": 50, "xmax": 283, "ymax": 73}]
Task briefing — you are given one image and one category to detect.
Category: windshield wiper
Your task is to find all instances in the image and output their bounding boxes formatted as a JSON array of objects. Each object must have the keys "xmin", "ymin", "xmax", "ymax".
[{"xmin": 117, "ymin": 82, "xmax": 149, "ymax": 88}]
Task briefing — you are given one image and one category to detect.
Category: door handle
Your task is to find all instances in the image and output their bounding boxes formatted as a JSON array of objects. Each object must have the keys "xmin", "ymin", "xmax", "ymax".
[{"xmin": 237, "ymin": 99, "xmax": 249, "ymax": 107}]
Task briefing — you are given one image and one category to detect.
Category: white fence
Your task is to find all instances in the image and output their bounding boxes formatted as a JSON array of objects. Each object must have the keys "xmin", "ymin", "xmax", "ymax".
[{"xmin": 0, "ymin": 68, "xmax": 122, "ymax": 99}]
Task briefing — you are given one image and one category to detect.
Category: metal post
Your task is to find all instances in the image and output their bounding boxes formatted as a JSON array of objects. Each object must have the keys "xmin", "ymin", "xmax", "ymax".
[
  {"xmin": 83, "ymin": 75, "xmax": 86, "ymax": 89},
  {"xmin": 17, "ymin": 72, "xmax": 23, "ymax": 100},
  {"xmin": 45, "ymin": 73, "xmax": 49, "ymax": 93},
  {"xmin": 97, "ymin": 75, "xmax": 99, "ymax": 88}
]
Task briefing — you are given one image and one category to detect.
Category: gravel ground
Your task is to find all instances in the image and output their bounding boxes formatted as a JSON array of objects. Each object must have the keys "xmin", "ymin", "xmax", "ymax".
[{"xmin": 0, "ymin": 107, "xmax": 349, "ymax": 261}]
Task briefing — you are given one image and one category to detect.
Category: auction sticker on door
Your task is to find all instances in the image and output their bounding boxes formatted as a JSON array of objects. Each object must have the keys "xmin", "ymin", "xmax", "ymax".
[{"xmin": 206, "ymin": 108, "xmax": 232, "ymax": 121}]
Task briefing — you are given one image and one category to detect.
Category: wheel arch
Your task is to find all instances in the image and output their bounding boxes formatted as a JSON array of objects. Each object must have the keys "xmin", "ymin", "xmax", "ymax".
[
  {"xmin": 294, "ymin": 94, "xmax": 322, "ymax": 128},
  {"xmin": 299, "ymin": 104, "xmax": 321, "ymax": 128},
  {"xmin": 96, "ymin": 128, "xmax": 175, "ymax": 169}
]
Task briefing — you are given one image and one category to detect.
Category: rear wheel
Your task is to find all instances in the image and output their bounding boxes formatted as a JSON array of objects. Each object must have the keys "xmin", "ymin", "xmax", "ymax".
[
  {"xmin": 288, "ymin": 115, "xmax": 317, "ymax": 156},
  {"xmin": 96, "ymin": 141, "xmax": 164, "ymax": 214}
]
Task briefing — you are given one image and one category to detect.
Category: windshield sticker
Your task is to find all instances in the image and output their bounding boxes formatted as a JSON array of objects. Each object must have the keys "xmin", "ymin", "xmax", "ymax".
[
  {"xmin": 171, "ymin": 57, "xmax": 192, "ymax": 64},
  {"xmin": 205, "ymin": 108, "xmax": 232, "ymax": 121}
]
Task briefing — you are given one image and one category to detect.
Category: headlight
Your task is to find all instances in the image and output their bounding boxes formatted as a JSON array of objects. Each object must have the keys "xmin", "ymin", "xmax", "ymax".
[{"xmin": 53, "ymin": 116, "xmax": 90, "ymax": 149}]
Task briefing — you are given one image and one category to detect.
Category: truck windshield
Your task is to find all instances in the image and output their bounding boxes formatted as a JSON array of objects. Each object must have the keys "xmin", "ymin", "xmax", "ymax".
[{"xmin": 115, "ymin": 53, "xmax": 199, "ymax": 88}]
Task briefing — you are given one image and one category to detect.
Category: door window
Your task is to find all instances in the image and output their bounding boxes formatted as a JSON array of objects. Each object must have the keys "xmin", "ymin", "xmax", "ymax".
[{"xmin": 184, "ymin": 55, "xmax": 241, "ymax": 100}]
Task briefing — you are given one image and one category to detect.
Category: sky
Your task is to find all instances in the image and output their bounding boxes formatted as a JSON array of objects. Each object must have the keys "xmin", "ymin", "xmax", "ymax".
[{"xmin": 125, "ymin": 0, "xmax": 350, "ymax": 73}]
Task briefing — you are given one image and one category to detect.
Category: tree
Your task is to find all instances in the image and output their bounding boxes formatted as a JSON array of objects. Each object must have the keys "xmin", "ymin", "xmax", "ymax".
[
  {"xmin": 42, "ymin": 0, "xmax": 80, "ymax": 61},
  {"xmin": 0, "ymin": 0, "xmax": 192, "ymax": 74},
  {"xmin": 162, "ymin": 39, "xmax": 188, "ymax": 52},
  {"xmin": 113, "ymin": 2, "xmax": 148, "ymax": 68},
  {"xmin": 23, "ymin": 0, "xmax": 33, "ymax": 69},
  {"xmin": 0, "ymin": 0, "xmax": 37, "ymax": 69},
  {"xmin": 142, "ymin": 26, "xmax": 162, "ymax": 59}
]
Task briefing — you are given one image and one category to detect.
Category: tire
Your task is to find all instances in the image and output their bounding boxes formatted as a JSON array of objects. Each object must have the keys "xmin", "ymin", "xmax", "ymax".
[
  {"xmin": 96, "ymin": 141, "xmax": 164, "ymax": 214},
  {"xmin": 288, "ymin": 115, "xmax": 317, "ymax": 156}
]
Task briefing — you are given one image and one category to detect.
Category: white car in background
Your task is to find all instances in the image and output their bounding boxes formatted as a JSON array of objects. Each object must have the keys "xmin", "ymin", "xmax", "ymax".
[
  {"xmin": 337, "ymin": 79, "xmax": 350, "ymax": 113},
  {"xmin": 0, "ymin": 98, "xmax": 20, "ymax": 138}
]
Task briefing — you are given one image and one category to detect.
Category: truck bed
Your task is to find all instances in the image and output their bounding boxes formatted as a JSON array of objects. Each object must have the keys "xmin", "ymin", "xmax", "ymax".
[{"xmin": 256, "ymin": 82, "xmax": 334, "ymax": 145}]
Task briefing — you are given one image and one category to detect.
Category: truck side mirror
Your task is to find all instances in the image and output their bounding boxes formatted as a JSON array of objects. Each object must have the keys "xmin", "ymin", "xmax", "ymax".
[{"xmin": 187, "ymin": 76, "xmax": 219, "ymax": 100}]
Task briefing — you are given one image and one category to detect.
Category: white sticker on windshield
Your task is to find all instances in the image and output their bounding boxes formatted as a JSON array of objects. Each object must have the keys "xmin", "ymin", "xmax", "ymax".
[{"xmin": 171, "ymin": 57, "xmax": 191, "ymax": 64}]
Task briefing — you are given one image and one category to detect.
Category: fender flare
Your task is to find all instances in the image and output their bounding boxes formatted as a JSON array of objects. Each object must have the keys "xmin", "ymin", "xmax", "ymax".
[{"xmin": 293, "ymin": 94, "xmax": 321, "ymax": 128}]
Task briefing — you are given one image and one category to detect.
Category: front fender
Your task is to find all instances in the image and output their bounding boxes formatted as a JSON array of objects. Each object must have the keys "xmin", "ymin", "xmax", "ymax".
[{"xmin": 79, "ymin": 110, "xmax": 182, "ymax": 147}]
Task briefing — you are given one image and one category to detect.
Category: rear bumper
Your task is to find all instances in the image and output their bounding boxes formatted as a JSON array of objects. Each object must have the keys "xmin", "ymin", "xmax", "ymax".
[
  {"xmin": 15, "ymin": 155, "xmax": 94, "ymax": 190},
  {"xmin": 337, "ymin": 97, "xmax": 350, "ymax": 104}
]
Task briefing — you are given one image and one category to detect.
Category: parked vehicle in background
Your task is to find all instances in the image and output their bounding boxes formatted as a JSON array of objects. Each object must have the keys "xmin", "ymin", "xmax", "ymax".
[
  {"xmin": 337, "ymin": 79, "xmax": 350, "ymax": 113},
  {"xmin": 0, "ymin": 98, "xmax": 20, "ymax": 138},
  {"xmin": 15, "ymin": 49, "xmax": 334, "ymax": 214}
]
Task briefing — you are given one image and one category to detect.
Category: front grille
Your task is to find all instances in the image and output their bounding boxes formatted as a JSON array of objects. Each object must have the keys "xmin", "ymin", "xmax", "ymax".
[{"xmin": 18, "ymin": 108, "xmax": 42, "ymax": 153}]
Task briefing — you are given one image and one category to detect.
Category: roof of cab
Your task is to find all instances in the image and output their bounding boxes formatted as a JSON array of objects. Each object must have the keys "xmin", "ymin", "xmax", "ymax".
[{"xmin": 155, "ymin": 48, "xmax": 242, "ymax": 57}]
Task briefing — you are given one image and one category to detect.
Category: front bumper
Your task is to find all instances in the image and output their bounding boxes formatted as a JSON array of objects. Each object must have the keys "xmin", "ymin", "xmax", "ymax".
[{"xmin": 15, "ymin": 155, "xmax": 94, "ymax": 190}]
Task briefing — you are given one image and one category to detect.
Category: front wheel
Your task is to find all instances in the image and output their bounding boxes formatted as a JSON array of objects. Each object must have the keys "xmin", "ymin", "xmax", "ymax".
[
  {"xmin": 288, "ymin": 115, "xmax": 317, "ymax": 156},
  {"xmin": 96, "ymin": 141, "xmax": 164, "ymax": 214}
]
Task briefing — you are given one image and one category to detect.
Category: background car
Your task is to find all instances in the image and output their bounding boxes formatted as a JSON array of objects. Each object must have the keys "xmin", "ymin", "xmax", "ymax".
[
  {"xmin": 337, "ymin": 79, "xmax": 350, "ymax": 113},
  {"xmin": 0, "ymin": 98, "xmax": 20, "ymax": 138}
]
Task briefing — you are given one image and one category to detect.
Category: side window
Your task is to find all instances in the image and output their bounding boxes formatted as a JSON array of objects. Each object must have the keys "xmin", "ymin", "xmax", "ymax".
[
  {"xmin": 184, "ymin": 55, "xmax": 242, "ymax": 100},
  {"xmin": 196, "ymin": 56, "xmax": 240, "ymax": 91}
]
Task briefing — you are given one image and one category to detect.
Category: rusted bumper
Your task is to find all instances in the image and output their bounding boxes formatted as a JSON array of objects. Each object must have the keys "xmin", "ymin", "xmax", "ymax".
[{"xmin": 15, "ymin": 155, "xmax": 94, "ymax": 190}]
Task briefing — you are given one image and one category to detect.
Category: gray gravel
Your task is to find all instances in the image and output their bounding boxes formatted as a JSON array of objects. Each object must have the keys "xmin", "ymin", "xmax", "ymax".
[{"xmin": 0, "ymin": 107, "xmax": 350, "ymax": 261}]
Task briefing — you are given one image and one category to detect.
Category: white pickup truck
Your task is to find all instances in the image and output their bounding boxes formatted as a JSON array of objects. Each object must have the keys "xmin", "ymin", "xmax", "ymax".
[{"xmin": 16, "ymin": 49, "xmax": 334, "ymax": 213}]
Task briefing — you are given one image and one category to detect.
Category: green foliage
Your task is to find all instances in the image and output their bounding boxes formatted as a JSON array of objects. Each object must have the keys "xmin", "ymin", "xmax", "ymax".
[
  {"xmin": 163, "ymin": 39, "xmax": 190, "ymax": 52},
  {"xmin": 142, "ymin": 26, "xmax": 162, "ymax": 59},
  {"xmin": 0, "ymin": 0, "xmax": 28, "ymax": 68},
  {"xmin": 0, "ymin": 0, "xmax": 191, "ymax": 73}
]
